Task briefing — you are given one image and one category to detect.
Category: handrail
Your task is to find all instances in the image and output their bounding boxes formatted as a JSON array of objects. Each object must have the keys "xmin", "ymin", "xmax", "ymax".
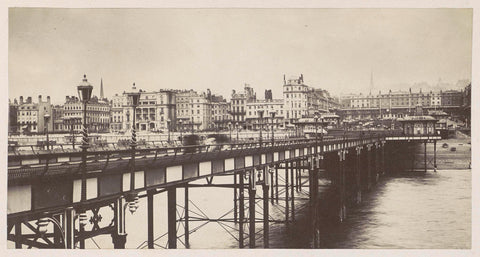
[{"xmin": 8, "ymin": 134, "xmax": 387, "ymax": 162}]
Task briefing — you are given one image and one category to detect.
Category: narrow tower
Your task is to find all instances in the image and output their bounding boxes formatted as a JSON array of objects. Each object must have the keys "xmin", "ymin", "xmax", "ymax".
[{"xmin": 100, "ymin": 78, "xmax": 104, "ymax": 100}]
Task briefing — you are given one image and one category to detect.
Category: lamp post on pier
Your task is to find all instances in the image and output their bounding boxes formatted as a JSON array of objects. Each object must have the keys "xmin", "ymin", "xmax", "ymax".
[
  {"xmin": 77, "ymin": 74, "xmax": 93, "ymax": 249},
  {"xmin": 126, "ymin": 83, "xmax": 140, "ymax": 198},
  {"xmin": 270, "ymin": 112, "xmax": 276, "ymax": 145},
  {"xmin": 258, "ymin": 110, "xmax": 264, "ymax": 145},
  {"xmin": 228, "ymin": 121, "xmax": 232, "ymax": 142},
  {"xmin": 179, "ymin": 119, "xmax": 183, "ymax": 141},
  {"xmin": 235, "ymin": 122, "xmax": 239, "ymax": 142},
  {"xmin": 167, "ymin": 118, "xmax": 171, "ymax": 143},
  {"xmin": 126, "ymin": 83, "xmax": 141, "ymax": 211},
  {"xmin": 44, "ymin": 113, "xmax": 50, "ymax": 150}
]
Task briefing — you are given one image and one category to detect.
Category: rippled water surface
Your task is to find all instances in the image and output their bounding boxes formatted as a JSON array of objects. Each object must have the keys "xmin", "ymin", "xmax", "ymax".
[
  {"xmin": 81, "ymin": 169, "xmax": 470, "ymax": 249},
  {"xmin": 319, "ymin": 169, "xmax": 471, "ymax": 249}
]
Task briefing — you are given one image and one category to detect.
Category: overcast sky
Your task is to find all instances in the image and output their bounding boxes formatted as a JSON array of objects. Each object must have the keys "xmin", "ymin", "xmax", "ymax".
[{"xmin": 9, "ymin": 8, "xmax": 472, "ymax": 104}]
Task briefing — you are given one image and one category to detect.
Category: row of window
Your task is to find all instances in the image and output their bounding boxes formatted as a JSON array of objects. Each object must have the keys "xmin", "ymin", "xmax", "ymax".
[
  {"xmin": 248, "ymin": 110, "xmax": 284, "ymax": 116},
  {"xmin": 65, "ymin": 105, "xmax": 109, "ymax": 111}
]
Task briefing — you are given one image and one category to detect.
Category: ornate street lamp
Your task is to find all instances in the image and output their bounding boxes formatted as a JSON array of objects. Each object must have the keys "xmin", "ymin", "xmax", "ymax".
[
  {"xmin": 167, "ymin": 118, "xmax": 171, "ymax": 143},
  {"xmin": 126, "ymin": 83, "xmax": 141, "ymax": 213},
  {"xmin": 270, "ymin": 112, "xmax": 276, "ymax": 145},
  {"xmin": 179, "ymin": 119, "xmax": 183, "ymax": 141},
  {"xmin": 77, "ymin": 74, "xmax": 93, "ymax": 249},
  {"xmin": 235, "ymin": 122, "xmax": 239, "ymax": 142},
  {"xmin": 228, "ymin": 121, "xmax": 232, "ymax": 142},
  {"xmin": 44, "ymin": 113, "xmax": 50, "ymax": 150},
  {"xmin": 258, "ymin": 110, "xmax": 264, "ymax": 145}
]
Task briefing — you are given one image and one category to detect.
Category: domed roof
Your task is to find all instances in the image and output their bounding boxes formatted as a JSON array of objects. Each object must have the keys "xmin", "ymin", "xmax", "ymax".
[{"xmin": 78, "ymin": 74, "xmax": 92, "ymax": 87}]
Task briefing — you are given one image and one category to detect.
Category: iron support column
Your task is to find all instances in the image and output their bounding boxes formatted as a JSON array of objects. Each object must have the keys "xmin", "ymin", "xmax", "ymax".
[
  {"xmin": 239, "ymin": 170, "xmax": 245, "ymax": 248},
  {"xmin": 168, "ymin": 187, "xmax": 177, "ymax": 249},
  {"xmin": 424, "ymin": 141, "xmax": 427, "ymax": 173},
  {"xmin": 184, "ymin": 184, "xmax": 190, "ymax": 248},
  {"xmin": 147, "ymin": 190, "xmax": 154, "ymax": 249},
  {"xmin": 290, "ymin": 161, "xmax": 295, "ymax": 221},
  {"xmin": 263, "ymin": 176, "xmax": 269, "ymax": 248},
  {"xmin": 338, "ymin": 150, "xmax": 346, "ymax": 222},
  {"xmin": 234, "ymin": 173, "xmax": 238, "ymax": 223},
  {"xmin": 375, "ymin": 144, "xmax": 379, "ymax": 183},
  {"xmin": 248, "ymin": 170, "xmax": 256, "ymax": 248},
  {"xmin": 275, "ymin": 165, "xmax": 279, "ymax": 203},
  {"xmin": 285, "ymin": 162, "xmax": 289, "ymax": 223},
  {"xmin": 270, "ymin": 169, "xmax": 274, "ymax": 204},
  {"xmin": 366, "ymin": 145, "xmax": 372, "ymax": 191},
  {"xmin": 434, "ymin": 140, "xmax": 437, "ymax": 172},
  {"xmin": 381, "ymin": 143, "xmax": 385, "ymax": 175},
  {"xmin": 309, "ymin": 155, "xmax": 320, "ymax": 248}
]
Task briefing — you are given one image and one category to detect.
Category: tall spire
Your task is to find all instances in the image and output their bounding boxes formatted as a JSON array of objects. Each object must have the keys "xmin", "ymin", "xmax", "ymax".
[{"xmin": 100, "ymin": 78, "xmax": 104, "ymax": 99}]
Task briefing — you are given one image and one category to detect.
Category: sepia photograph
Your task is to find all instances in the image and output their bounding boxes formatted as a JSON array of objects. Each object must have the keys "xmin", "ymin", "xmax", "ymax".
[{"xmin": 3, "ymin": 4, "xmax": 476, "ymax": 254}]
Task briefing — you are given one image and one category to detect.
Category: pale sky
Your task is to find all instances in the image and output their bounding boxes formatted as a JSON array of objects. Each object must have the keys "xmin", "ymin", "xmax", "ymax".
[{"xmin": 8, "ymin": 8, "xmax": 472, "ymax": 104}]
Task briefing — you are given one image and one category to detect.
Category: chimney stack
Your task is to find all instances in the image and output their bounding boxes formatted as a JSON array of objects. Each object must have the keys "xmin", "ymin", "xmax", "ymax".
[
  {"xmin": 27, "ymin": 97, "xmax": 32, "ymax": 104},
  {"xmin": 38, "ymin": 95, "xmax": 42, "ymax": 103},
  {"xmin": 47, "ymin": 96, "xmax": 50, "ymax": 103},
  {"xmin": 20, "ymin": 96, "xmax": 24, "ymax": 104}
]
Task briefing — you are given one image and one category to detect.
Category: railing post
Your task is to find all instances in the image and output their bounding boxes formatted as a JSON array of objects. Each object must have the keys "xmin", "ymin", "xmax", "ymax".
[
  {"xmin": 112, "ymin": 197, "xmax": 126, "ymax": 249},
  {"xmin": 64, "ymin": 207, "xmax": 76, "ymax": 249}
]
